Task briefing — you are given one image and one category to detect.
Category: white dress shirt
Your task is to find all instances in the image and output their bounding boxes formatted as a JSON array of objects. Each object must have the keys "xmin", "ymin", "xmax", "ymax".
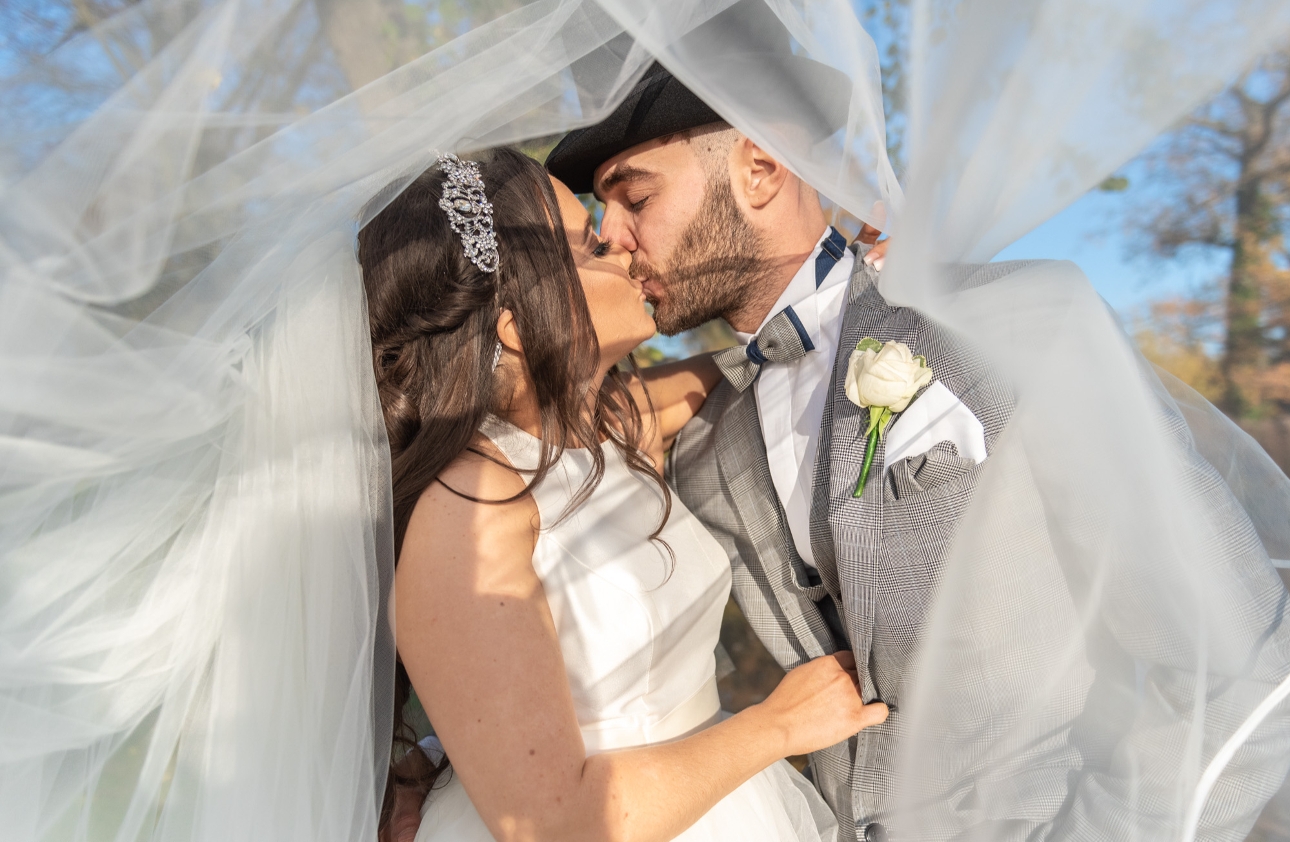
[{"xmin": 733, "ymin": 227, "xmax": 854, "ymax": 568}]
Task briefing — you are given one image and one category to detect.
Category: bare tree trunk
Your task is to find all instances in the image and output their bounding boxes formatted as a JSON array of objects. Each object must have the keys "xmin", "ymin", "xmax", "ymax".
[
  {"xmin": 1222, "ymin": 174, "xmax": 1269, "ymax": 416},
  {"xmin": 314, "ymin": 0, "xmax": 397, "ymax": 90},
  {"xmin": 313, "ymin": 0, "xmax": 426, "ymax": 111}
]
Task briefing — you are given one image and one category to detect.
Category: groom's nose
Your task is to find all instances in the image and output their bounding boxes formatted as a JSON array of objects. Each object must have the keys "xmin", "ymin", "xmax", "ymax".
[{"xmin": 598, "ymin": 203, "xmax": 638, "ymax": 253}]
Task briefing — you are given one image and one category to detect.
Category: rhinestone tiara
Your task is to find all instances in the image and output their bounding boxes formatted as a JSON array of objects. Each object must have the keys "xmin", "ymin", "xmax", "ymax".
[{"xmin": 436, "ymin": 153, "xmax": 499, "ymax": 274}]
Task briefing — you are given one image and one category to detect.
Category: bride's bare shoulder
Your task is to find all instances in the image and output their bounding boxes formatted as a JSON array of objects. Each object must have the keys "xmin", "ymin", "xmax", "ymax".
[
  {"xmin": 401, "ymin": 438, "xmax": 539, "ymax": 565},
  {"xmin": 436, "ymin": 438, "xmax": 531, "ymax": 503}
]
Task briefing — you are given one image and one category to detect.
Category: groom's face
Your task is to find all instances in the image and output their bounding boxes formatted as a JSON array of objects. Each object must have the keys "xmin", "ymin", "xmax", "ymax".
[{"xmin": 593, "ymin": 135, "xmax": 767, "ymax": 336}]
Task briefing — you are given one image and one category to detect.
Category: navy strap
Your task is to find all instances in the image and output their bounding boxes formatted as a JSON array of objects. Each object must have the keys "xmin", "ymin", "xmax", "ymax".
[
  {"xmin": 779, "ymin": 305, "xmax": 815, "ymax": 352},
  {"xmin": 814, "ymin": 226, "xmax": 848, "ymax": 288}
]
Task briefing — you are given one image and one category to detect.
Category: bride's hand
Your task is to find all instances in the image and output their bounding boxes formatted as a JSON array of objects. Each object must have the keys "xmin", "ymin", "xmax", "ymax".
[
  {"xmin": 857, "ymin": 222, "xmax": 889, "ymax": 271},
  {"xmin": 755, "ymin": 651, "xmax": 888, "ymax": 758}
]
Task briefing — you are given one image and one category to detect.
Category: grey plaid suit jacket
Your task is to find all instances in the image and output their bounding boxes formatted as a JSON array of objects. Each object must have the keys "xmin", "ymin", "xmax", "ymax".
[{"xmin": 670, "ymin": 254, "xmax": 1290, "ymax": 841}]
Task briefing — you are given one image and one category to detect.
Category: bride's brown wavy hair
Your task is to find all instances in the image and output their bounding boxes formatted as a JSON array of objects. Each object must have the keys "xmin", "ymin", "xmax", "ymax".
[{"xmin": 358, "ymin": 146, "xmax": 669, "ymax": 832}]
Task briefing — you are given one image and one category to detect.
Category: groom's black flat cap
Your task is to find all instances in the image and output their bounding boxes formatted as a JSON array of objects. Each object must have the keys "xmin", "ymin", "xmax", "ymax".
[
  {"xmin": 545, "ymin": 64, "xmax": 721, "ymax": 195},
  {"xmin": 546, "ymin": 58, "xmax": 850, "ymax": 195}
]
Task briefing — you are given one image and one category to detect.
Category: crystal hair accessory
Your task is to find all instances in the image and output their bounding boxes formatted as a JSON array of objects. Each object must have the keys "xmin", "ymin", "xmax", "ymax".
[{"xmin": 436, "ymin": 153, "xmax": 499, "ymax": 273}]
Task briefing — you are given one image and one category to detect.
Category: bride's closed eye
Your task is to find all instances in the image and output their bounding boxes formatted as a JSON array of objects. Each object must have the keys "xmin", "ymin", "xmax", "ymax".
[{"xmin": 592, "ymin": 239, "xmax": 612, "ymax": 258}]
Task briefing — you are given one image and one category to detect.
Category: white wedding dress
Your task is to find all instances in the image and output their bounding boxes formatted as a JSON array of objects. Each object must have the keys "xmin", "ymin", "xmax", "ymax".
[{"xmin": 413, "ymin": 415, "xmax": 837, "ymax": 842}]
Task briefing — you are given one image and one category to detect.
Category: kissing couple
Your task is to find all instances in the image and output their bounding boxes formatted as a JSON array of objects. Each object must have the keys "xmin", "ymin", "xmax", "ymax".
[{"xmin": 370, "ymin": 62, "xmax": 1290, "ymax": 842}]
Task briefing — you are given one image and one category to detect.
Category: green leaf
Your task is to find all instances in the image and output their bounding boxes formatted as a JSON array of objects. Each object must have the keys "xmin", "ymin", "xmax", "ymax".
[
  {"xmin": 875, "ymin": 407, "xmax": 894, "ymax": 439},
  {"xmin": 863, "ymin": 406, "xmax": 880, "ymax": 437},
  {"xmin": 863, "ymin": 406, "xmax": 893, "ymax": 439},
  {"xmin": 855, "ymin": 337, "xmax": 883, "ymax": 354},
  {"xmin": 914, "ymin": 354, "xmax": 927, "ymax": 367}
]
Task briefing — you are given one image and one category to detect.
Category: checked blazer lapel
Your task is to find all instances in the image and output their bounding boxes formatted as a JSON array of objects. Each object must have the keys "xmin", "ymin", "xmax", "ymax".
[
  {"xmin": 713, "ymin": 383, "xmax": 835, "ymax": 662},
  {"xmin": 819, "ymin": 257, "xmax": 1017, "ymax": 705},
  {"xmin": 814, "ymin": 257, "xmax": 892, "ymax": 679}
]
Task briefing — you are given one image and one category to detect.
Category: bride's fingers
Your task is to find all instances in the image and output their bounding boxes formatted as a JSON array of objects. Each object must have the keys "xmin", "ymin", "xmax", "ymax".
[
  {"xmin": 856, "ymin": 222, "xmax": 883, "ymax": 245},
  {"xmin": 858, "ymin": 701, "xmax": 890, "ymax": 729},
  {"xmin": 862, "ymin": 237, "xmax": 889, "ymax": 270},
  {"xmin": 832, "ymin": 649, "xmax": 857, "ymax": 671}
]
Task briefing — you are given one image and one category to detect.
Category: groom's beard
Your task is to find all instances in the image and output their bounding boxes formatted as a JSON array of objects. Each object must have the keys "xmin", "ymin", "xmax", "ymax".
[{"xmin": 631, "ymin": 176, "xmax": 777, "ymax": 337}]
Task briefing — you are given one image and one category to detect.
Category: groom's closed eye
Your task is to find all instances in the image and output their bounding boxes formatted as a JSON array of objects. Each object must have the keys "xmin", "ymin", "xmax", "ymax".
[{"xmin": 596, "ymin": 164, "xmax": 657, "ymax": 203}]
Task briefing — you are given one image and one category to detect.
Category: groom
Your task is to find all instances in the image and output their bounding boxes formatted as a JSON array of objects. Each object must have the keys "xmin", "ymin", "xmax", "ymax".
[
  {"xmin": 542, "ymin": 61, "xmax": 974, "ymax": 842},
  {"xmin": 542, "ymin": 62, "xmax": 1290, "ymax": 842}
]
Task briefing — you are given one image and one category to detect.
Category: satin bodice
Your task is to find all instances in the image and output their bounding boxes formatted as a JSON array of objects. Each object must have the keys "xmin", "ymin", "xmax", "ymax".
[{"xmin": 479, "ymin": 415, "xmax": 731, "ymax": 753}]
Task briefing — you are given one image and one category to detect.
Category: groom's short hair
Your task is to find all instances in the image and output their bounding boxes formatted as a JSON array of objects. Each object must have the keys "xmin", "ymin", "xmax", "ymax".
[{"xmin": 680, "ymin": 123, "xmax": 741, "ymax": 181}]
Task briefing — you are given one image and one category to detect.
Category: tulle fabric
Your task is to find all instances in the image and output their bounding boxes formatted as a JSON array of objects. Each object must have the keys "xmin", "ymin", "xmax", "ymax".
[
  {"xmin": 4, "ymin": 0, "xmax": 1290, "ymax": 840},
  {"xmin": 413, "ymin": 760, "xmax": 838, "ymax": 842}
]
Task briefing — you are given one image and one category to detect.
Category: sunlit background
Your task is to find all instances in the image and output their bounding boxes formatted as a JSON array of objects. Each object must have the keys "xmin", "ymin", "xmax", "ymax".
[{"xmin": 3, "ymin": 1, "xmax": 1288, "ymax": 835}]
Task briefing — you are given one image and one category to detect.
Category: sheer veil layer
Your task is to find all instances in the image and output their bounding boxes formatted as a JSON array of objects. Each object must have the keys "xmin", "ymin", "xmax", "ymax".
[{"xmin": 2, "ymin": 0, "xmax": 1290, "ymax": 839}]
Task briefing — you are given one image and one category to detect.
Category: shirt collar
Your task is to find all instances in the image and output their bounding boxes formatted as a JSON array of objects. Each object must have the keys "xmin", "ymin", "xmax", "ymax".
[{"xmin": 734, "ymin": 226, "xmax": 851, "ymax": 345}]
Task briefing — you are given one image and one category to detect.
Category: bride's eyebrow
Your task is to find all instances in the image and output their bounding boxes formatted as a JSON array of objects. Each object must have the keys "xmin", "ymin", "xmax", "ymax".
[{"xmin": 577, "ymin": 217, "xmax": 598, "ymax": 250}]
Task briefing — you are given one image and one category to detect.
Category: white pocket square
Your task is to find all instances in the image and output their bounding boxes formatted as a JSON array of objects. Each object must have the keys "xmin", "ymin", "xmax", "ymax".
[{"xmin": 885, "ymin": 381, "xmax": 987, "ymax": 468}]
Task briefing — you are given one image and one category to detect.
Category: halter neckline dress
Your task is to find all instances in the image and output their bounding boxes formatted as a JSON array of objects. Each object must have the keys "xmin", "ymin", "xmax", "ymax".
[{"xmin": 413, "ymin": 415, "xmax": 837, "ymax": 842}]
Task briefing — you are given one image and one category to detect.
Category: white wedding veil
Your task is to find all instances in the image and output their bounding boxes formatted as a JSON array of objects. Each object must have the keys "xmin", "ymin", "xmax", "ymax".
[{"xmin": 3, "ymin": 0, "xmax": 1290, "ymax": 840}]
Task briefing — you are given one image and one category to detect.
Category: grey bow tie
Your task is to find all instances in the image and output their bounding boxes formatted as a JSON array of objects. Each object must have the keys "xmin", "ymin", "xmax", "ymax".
[{"xmin": 714, "ymin": 306, "xmax": 814, "ymax": 392}]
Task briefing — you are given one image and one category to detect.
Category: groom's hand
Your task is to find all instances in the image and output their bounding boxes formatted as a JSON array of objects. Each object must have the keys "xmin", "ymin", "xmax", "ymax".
[
  {"xmin": 382, "ymin": 782, "xmax": 428, "ymax": 842},
  {"xmin": 758, "ymin": 651, "xmax": 889, "ymax": 758},
  {"xmin": 380, "ymin": 748, "xmax": 436, "ymax": 842}
]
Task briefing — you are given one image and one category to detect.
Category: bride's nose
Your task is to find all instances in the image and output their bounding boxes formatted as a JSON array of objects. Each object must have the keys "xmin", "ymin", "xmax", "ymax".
[{"xmin": 605, "ymin": 238, "xmax": 633, "ymax": 273}]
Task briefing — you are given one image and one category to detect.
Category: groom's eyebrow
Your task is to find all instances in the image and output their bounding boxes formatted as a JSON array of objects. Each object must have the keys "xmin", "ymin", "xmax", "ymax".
[{"xmin": 596, "ymin": 164, "xmax": 656, "ymax": 197}]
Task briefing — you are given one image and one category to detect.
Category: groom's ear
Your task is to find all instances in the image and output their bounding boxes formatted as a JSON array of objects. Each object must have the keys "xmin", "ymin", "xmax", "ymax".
[{"xmin": 734, "ymin": 137, "xmax": 790, "ymax": 211}]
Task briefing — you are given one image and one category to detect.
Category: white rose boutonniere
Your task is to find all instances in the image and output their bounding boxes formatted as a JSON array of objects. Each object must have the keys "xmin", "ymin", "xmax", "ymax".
[{"xmin": 845, "ymin": 338, "xmax": 933, "ymax": 496}]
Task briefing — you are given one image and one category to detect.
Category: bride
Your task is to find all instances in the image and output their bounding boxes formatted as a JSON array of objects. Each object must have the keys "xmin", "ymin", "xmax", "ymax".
[{"xmin": 359, "ymin": 146, "xmax": 888, "ymax": 842}]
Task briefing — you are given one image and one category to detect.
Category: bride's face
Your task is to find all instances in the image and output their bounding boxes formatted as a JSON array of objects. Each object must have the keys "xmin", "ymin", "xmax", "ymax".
[{"xmin": 550, "ymin": 175, "xmax": 655, "ymax": 368}]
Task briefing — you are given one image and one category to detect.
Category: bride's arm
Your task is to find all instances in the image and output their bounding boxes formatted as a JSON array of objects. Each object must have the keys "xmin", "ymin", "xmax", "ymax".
[
  {"xmin": 396, "ymin": 452, "xmax": 884, "ymax": 842},
  {"xmin": 629, "ymin": 353, "xmax": 722, "ymax": 457}
]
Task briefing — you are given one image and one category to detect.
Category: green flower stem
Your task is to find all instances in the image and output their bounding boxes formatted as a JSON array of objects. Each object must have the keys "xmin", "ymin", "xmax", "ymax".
[
  {"xmin": 853, "ymin": 427, "xmax": 880, "ymax": 497},
  {"xmin": 853, "ymin": 406, "xmax": 893, "ymax": 497}
]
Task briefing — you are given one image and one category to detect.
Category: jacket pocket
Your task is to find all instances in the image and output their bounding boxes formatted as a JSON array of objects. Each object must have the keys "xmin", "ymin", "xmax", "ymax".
[{"xmin": 884, "ymin": 441, "xmax": 978, "ymax": 502}]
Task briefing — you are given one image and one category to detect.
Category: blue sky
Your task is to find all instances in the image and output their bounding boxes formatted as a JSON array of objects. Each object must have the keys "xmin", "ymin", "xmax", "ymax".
[
  {"xmin": 996, "ymin": 184, "xmax": 1227, "ymax": 318},
  {"xmin": 843, "ymin": 0, "xmax": 1231, "ymax": 321}
]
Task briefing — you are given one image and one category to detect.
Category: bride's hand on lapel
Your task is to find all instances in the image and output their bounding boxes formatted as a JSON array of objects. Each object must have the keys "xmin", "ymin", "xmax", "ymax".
[{"xmin": 753, "ymin": 651, "xmax": 889, "ymax": 758}]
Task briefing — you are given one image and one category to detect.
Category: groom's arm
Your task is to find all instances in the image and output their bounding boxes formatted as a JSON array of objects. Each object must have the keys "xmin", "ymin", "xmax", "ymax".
[{"xmin": 1043, "ymin": 400, "xmax": 1290, "ymax": 842}]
